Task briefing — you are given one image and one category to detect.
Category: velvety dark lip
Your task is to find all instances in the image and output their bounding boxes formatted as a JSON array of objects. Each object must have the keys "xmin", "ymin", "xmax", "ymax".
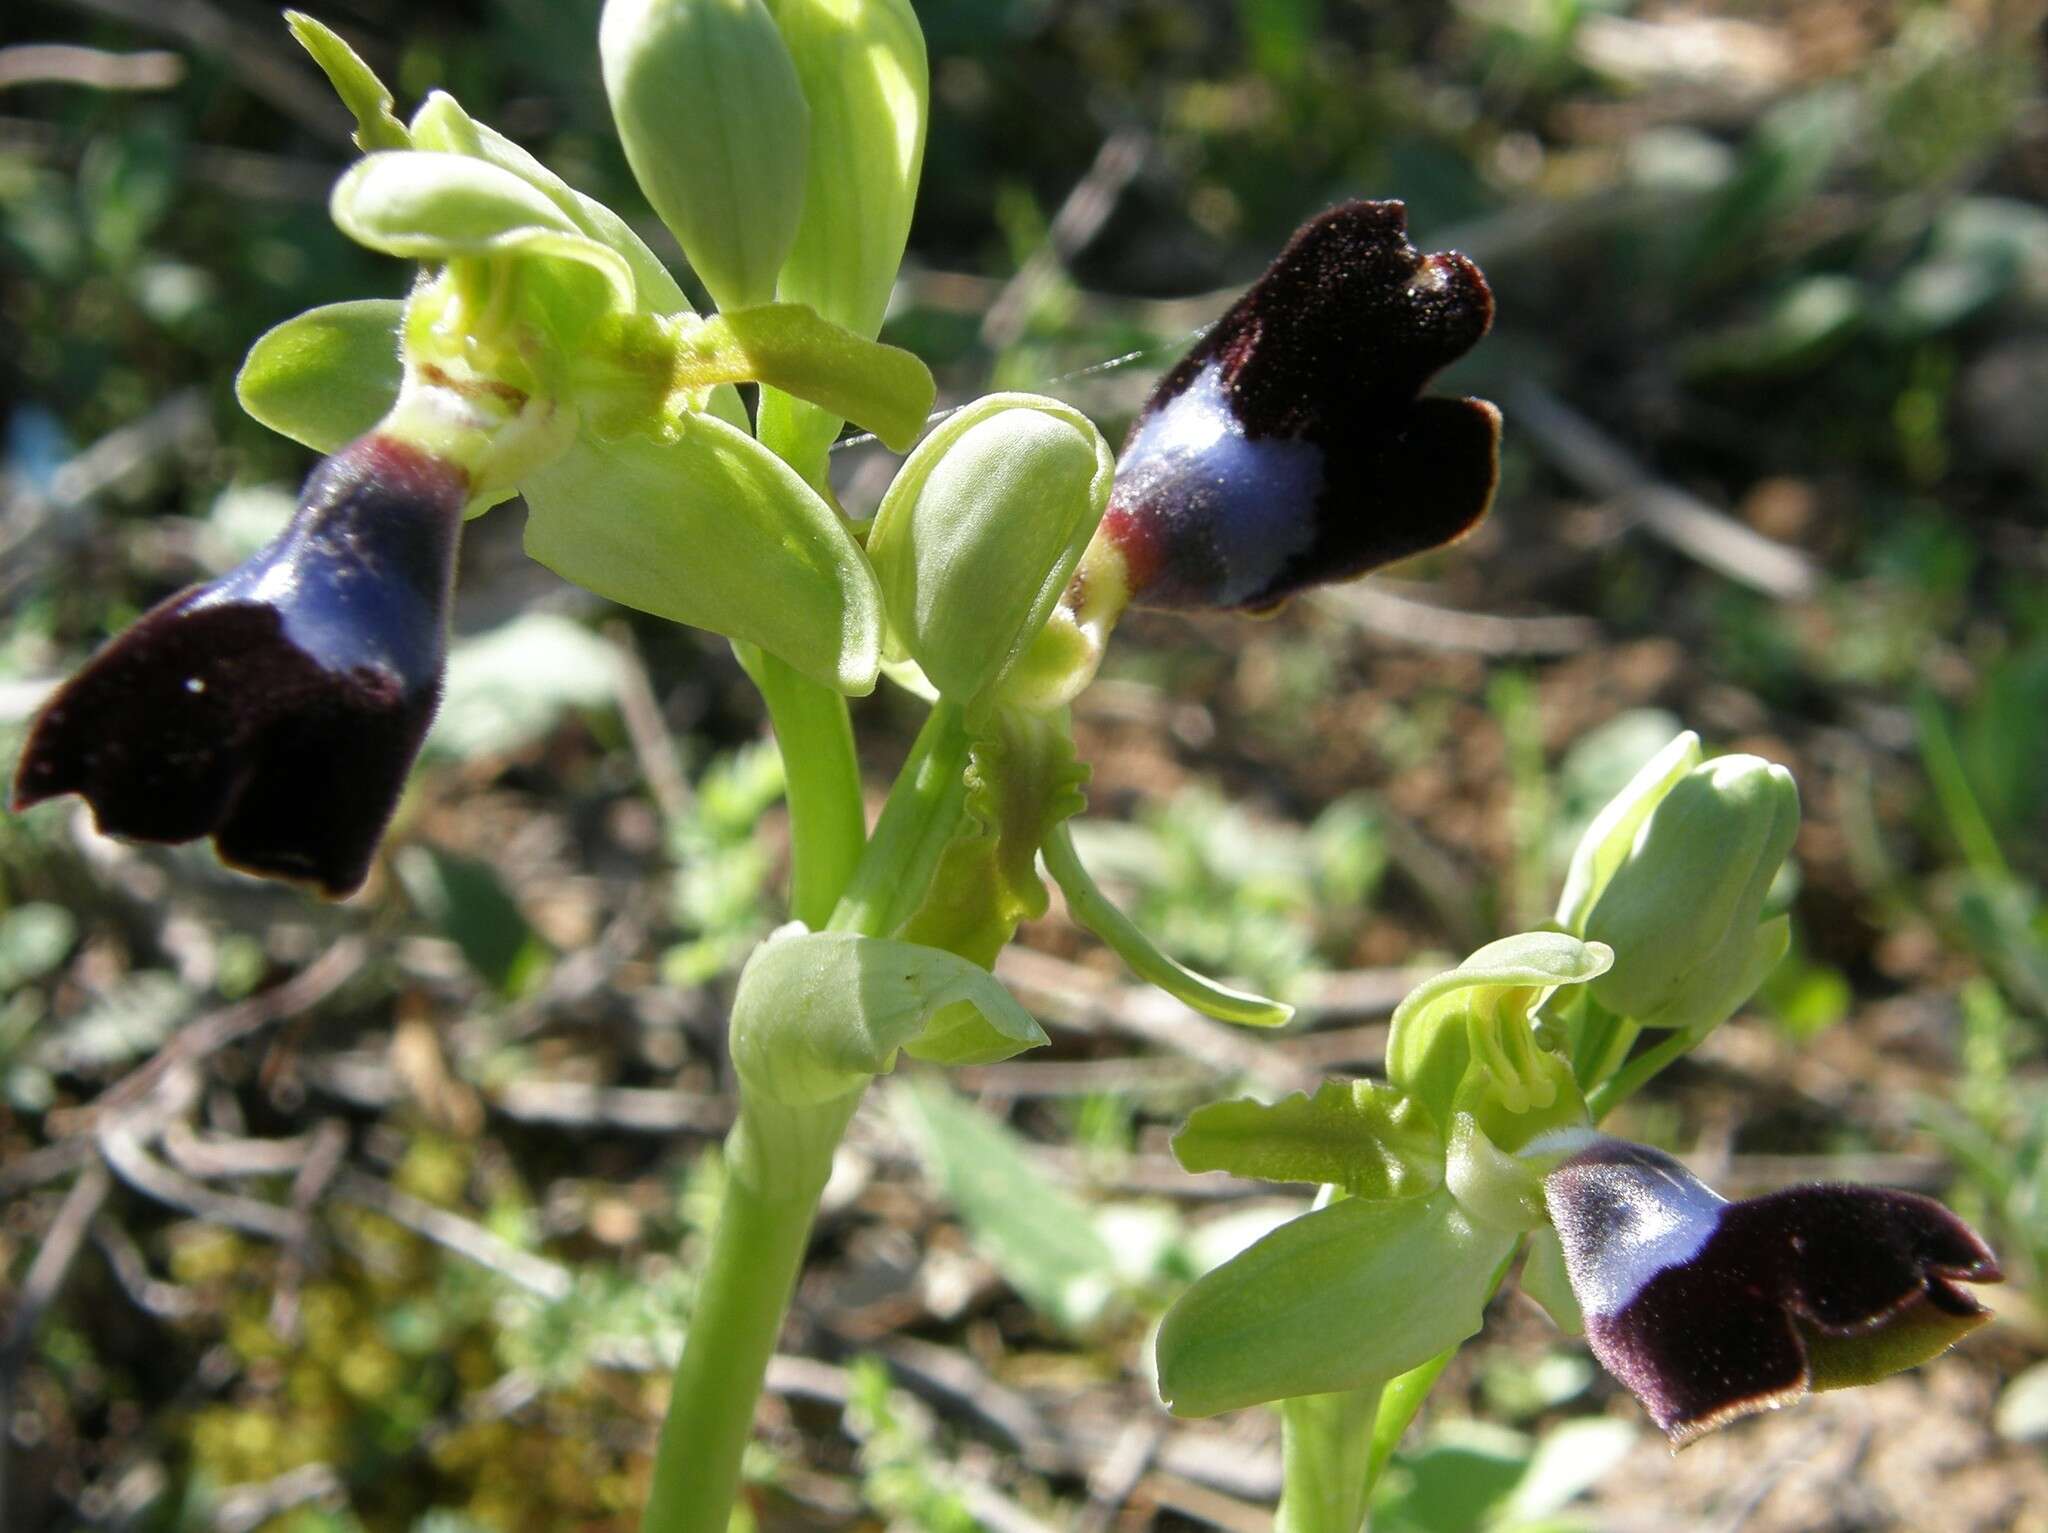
[{"xmin": 12, "ymin": 432, "xmax": 468, "ymax": 897}]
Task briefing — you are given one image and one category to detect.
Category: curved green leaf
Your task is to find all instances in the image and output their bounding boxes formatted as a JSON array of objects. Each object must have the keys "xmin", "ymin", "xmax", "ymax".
[
  {"xmin": 731, "ymin": 928, "xmax": 1046, "ymax": 1104},
  {"xmin": 519, "ymin": 413, "xmax": 882, "ymax": 694},
  {"xmin": 235, "ymin": 299, "xmax": 404, "ymax": 452}
]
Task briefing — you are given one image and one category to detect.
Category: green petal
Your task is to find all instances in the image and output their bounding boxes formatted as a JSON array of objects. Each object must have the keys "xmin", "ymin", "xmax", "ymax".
[
  {"xmin": 286, "ymin": 11, "xmax": 410, "ymax": 151},
  {"xmin": 678, "ymin": 304, "xmax": 934, "ymax": 452},
  {"xmin": 235, "ymin": 299, "xmax": 404, "ymax": 452},
  {"xmin": 519, "ymin": 414, "xmax": 882, "ymax": 695},
  {"xmin": 1171, "ymin": 1079, "xmax": 1440, "ymax": 1196},
  {"xmin": 332, "ymin": 151, "xmax": 634, "ymax": 305},
  {"xmin": 1386, "ymin": 932, "xmax": 1612, "ymax": 1126},
  {"xmin": 601, "ymin": 0, "xmax": 809, "ymax": 314},
  {"xmin": 1156, "ymin": 1190, "xmax": 1516, "ymax": 1416}
]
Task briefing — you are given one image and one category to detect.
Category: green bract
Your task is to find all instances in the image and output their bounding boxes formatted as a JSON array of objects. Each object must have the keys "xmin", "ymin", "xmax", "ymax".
[
  {"xmin": 729, "ymin": 927, "xmax": 1047, "ymax": 1105},
  {"xmin": 1170, "ymin": 1079, "xmax": 1440, "ymax": 1197},
  {"xmin": 867, "ymin": 394, "xmax": 1115, "ymax": 706},
  {"xmin": 1155, "ymin": 1190, "xmax": 1515, "ymax": 1417},
  {"xmin": 519, "ymin": 415, "xmax": 884, "ymax": 695},
  {"xmin": 756, "ymin": 0, "xmax": 929, "ymax": 481},
  {"xmin": 891, "ymin": 706, "xmax": 1088, "ymax": 1064},
  {"xmin": 601, "ymin": 0, "xmax": 809, "ymax": 314},
  {"xmin": 1580, "ymin": 754, "xmax": 1799, "ymax": 1032},
  {"xmin": 1384, "ymin": 931, "xmax": 1610, "ymax": 1143}
]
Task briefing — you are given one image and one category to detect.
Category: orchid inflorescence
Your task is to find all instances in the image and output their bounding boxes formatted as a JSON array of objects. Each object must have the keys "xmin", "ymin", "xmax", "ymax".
[{"xmin": 10, "ymin": 4, "xmax": 1999, "ymax": 1531}]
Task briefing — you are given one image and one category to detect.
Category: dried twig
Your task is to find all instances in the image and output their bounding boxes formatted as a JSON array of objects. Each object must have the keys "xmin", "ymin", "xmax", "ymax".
[
  {"xmin": 1316, "ymin": 582, "xmax": 1600, "ymax": 656},
  {"xmin": 1076, "ymin": 1416, "xmax": 1166, "ymax": 1533},
  {"xmin": 605, "ymin": 620, "xmax": 693, "ymax": 823},
  {"xmin": 0, "ymin": 1166, "xmax": 114, "ymax": 1517},
  {"xmin": 981, "ymin": 126, "xmax": 1150, "ymax": 353},
  {"xmin": 0, "ymin": 44, "xmax": 183, "ymax": 91},
  {"xmin": 68, "ymin": 938, "xmax": 367, "ymax": 1132},
  {"xmin": 1505, "ymin": 379, "xmax": 1817, "ymax": 600},
  {"xmin": 329, "ymin": 1169, "xmax": 573, "ymax": 1301}
]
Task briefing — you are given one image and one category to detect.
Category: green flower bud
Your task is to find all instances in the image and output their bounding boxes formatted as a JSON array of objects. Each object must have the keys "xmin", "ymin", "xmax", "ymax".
[
  {"xmin": 754, "ymin": 0, "xmax": 928, "ymax": 479},
  {"xmin": 1555, "ymin": 729, "xmax": 1702, "ymax": 934},
  {"xmin": 867, "ymin": 394, "xmax": 1115, "ymax": 706},
  {"xmin": 600, "ymin": 0, "xmax": 809, "ymax": 313},
  {"xmin": 1581, "ymin": 754, "xmax": 1799, "ymax": 1032}
]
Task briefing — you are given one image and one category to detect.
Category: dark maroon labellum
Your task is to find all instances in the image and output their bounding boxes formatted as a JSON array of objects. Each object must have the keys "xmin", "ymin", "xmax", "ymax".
[
  {"xmin": 1544, "ymin": 1137, "xmax": 2001, "ymax": 1446},
  {"xmin": 1101, "ymin": 199, "xmax": 1500, "ymax": 611},
  {"xmin": 12, "ymin": 434, "xmax": 467, "ymax": 897}
]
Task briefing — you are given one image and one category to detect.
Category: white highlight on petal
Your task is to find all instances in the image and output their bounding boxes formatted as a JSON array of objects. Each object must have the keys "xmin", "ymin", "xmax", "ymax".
[{"xmin": 1544, "ymin": 1141, "xmax": 1727, "ymax": 1320}]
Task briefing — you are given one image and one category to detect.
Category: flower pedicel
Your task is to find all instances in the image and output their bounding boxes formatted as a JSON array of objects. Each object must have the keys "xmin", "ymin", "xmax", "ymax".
[{"xmin": 12, "ymin": 432, "xmax": 466, "ymax": 897}]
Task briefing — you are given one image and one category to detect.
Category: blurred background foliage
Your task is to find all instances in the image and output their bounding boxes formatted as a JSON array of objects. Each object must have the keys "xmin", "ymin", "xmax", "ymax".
[{"xmin": 2, "ymin": 0, "xmax": 2046, "ymax": 1529}]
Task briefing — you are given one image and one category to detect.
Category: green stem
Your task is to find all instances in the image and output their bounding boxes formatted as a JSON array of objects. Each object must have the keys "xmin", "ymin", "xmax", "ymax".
[
  {"xmin": 736, "ymin": 642, "xmax": 866, "ymax": 930},
  {"xmin": 1276, "ymin": 1386, "xmax": 1385, "ymax": 1533},
  {"xmin": 1364, "ymin": 1350, "xmax": 1455, "ymax": 1490},
  {"xmin": 829, "ymin": 701, "xmax": 971, "ymax": 938},
  {"xmin": 639, "ymin": 1090, "xmax": 858, "ymax": 1533},
  {"xmin": 1586, "ymin": 1026, "xmax": 1697, "ymax": 1121}
]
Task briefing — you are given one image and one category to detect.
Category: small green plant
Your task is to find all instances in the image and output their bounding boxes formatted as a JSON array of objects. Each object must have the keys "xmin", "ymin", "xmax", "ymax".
[{"xmin": 6, "ymin": 6, "xmax": 2004, "ymax": 1533}]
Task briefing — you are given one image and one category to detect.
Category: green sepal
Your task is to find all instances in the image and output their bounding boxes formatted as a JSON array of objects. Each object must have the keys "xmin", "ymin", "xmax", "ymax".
[
  {"xmin": 729, "ymin": 926, "xmax": 1047, "ymax": 1105},
  {"xmin": 1385, "ymin": 932, "xmax": 1611, "ymax": 1133},
  {"xmin": 1155, "ymin": 1189, "xmax": 1516, "ymax": 1417},
  {"xmin": 867, "ymin": 394, "xmax": 1114, "ymax": 705},
  {"xmin": 894, "ymin": 706, "xmax": 1087, "ymax": 1064},
  {"xmin": 1041, "ymin": 821, "xmax": 1292, "ymax": 1027},
  {"xmin": 331, "ymin": 150, "xmax": 635, "ymax": 309},
  {"xmin": 236, "ymin": 299, "xmax": 404, "ymax": 453},
  {"xmin": 286, "ymin": 11, "xmax": 410, "ymax": 151},
  {"xmin": 519, "ymin": 413, "xmax": 882, "ymax": 695},
  {"xmin": 1170, "ymin": 1079, "xmax": 1441, "ymax": 1198},
  {"xmin": 601, "ymin": 0, "xmax": 809, "ymax": 314},
  {"xmin": 671, "ymin": 305, "xmax": 934, "ymax": 452}
]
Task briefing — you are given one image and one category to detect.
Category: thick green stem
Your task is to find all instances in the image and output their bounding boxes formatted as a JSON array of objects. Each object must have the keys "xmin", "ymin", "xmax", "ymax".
[
  {"xmin": 735, "ymin": 642, "xmax": 866, "ymax": 930},
  {"xmin": 640, "ymin": 1090, "xmax": 858, "ymax": 1533},
  {"xmin": 1276, "ymin": 1386, "xmax": 1385, "ymax": 1533}
]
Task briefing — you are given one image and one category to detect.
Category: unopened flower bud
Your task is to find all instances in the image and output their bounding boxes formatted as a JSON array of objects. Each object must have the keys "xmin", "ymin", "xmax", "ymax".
[
  {"xmin": 601, "ymin": 0, "xmax": 809, "ymax": 313},
  {"xmin": 1581, "ymin": 755, "xmax": 1798, "ymax": 1032}
]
